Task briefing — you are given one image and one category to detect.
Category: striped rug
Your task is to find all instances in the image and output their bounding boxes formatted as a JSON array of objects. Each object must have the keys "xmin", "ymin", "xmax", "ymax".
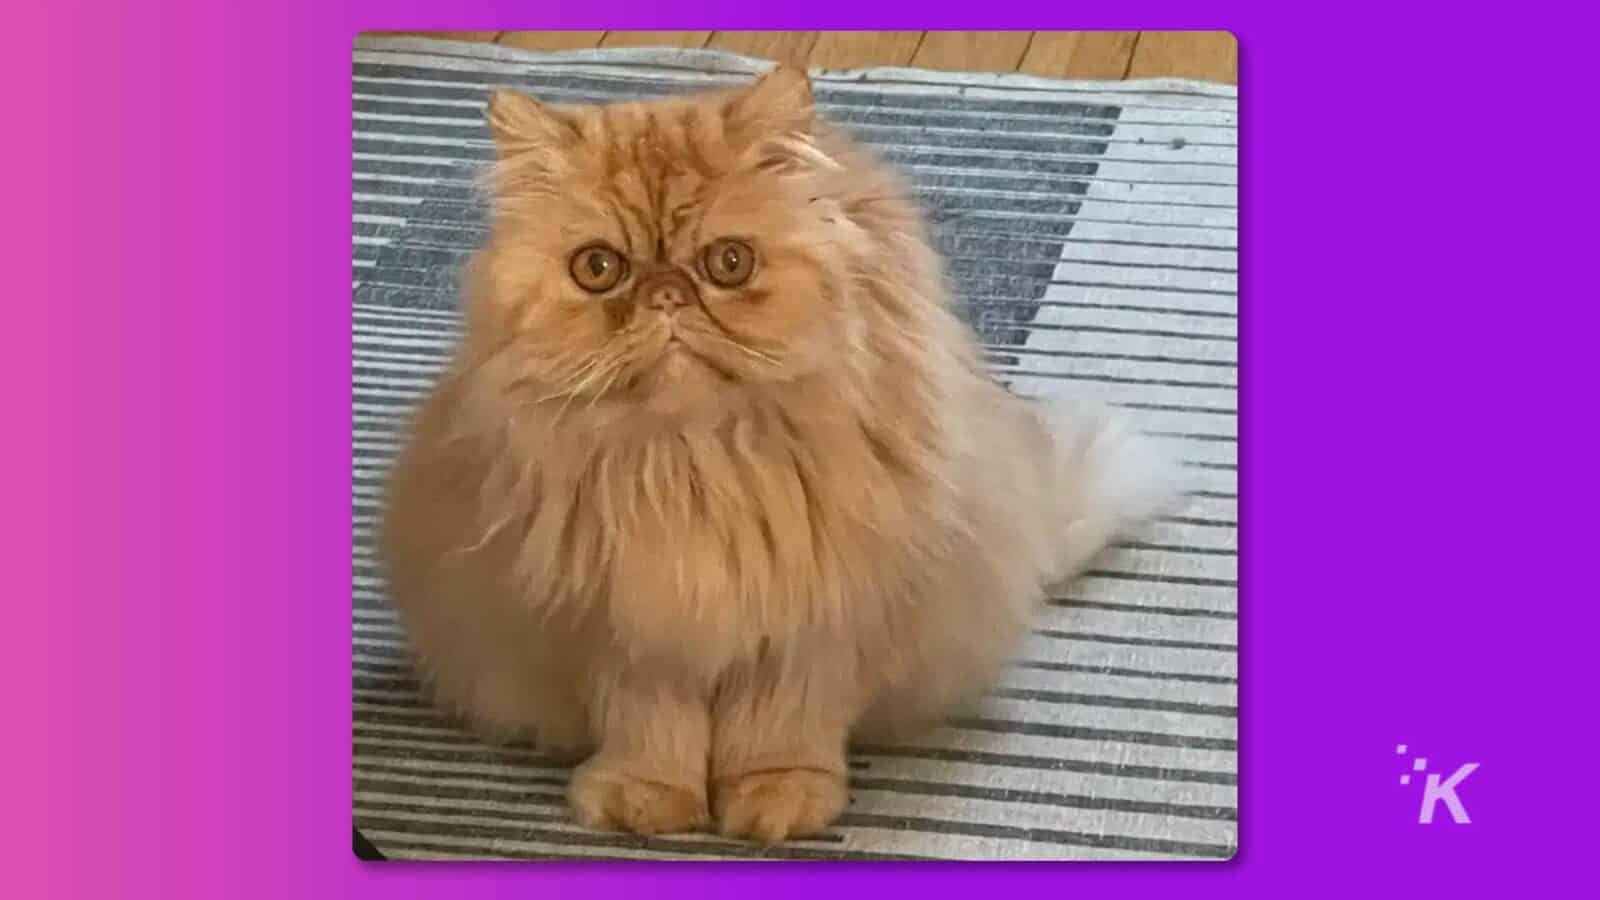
[{"xmin": 352, "ymin": 36, "xmax": 1238, "ymax": 861}]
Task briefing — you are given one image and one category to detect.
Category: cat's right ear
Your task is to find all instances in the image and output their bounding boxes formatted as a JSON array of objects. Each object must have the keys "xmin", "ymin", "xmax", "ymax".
[
  {"xmin": 723, "ymin": 66, "xmax": 815, "ymax": 144},
  {"xmin": 484, "ymin": 89, "xmax": 581, "ymax": 159}
]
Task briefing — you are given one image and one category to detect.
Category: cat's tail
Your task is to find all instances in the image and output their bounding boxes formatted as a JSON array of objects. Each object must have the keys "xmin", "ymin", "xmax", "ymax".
[{"xmin": 1033, "ymin": 397, "xmax": 1186, "ymax": 585}]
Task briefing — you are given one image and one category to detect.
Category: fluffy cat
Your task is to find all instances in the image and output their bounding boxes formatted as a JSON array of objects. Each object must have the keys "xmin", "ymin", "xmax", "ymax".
[{"xmin": 380, "ymin": 66, "xmax": 1178, "ymax": 844}]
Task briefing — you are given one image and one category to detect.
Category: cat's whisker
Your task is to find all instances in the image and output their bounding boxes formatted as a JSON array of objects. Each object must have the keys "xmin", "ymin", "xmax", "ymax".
[
  {"xmin": 585, "ymin": 361, "xmax": 629, "ymax": 413},
  {"xmin": 551, "ymin": 348, "xmax": 630, "ymax": 425},
  {"xmin": 715, "ymin": 336, "xmax": 781, "ymax": 367},
  {"xmin": 519, "ymin": 350, "xmax": 613, "ymax": 408}
]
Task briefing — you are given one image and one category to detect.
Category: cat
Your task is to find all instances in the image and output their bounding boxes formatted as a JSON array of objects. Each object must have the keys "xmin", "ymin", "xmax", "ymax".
[{"xmin": 379, "ymin": 66, "xmax": 1180, "ymax": 844}]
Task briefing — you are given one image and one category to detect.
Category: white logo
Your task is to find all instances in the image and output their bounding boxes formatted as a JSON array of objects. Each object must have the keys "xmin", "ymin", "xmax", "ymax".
[{"xmin": 1396, "ymin": 744, "xmax": 1478, "ymax": 824}]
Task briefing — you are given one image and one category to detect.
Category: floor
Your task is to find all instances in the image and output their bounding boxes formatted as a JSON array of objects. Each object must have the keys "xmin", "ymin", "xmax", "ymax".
[{"xmin": 381, "ymin": 31, "xmax": 1237, "ymax": 85}]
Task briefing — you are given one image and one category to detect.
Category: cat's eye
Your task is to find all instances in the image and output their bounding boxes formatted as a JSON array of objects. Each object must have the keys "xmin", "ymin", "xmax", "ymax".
[
  {"xmin": 569, "ymin": 244, "xmax": 627, "ymax": 293},
  {"xmin": 703, "ymin": 239, "xmax": 757, "ymax": 288}
]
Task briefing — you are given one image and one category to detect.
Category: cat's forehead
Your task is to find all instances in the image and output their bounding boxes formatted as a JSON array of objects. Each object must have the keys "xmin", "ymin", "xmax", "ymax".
[
  {"xmin": 578, "ymin": 100, "xmax": 732, "ymax": 193},
  {"xmin": 556, "ymin": 97, "xmax": 773, "ymax": 247}
]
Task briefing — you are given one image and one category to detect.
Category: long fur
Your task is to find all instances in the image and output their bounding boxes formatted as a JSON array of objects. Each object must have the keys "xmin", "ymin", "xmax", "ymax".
[{"xmin": 380, "ymin": 66, "xmax": 1179, "ymax": 843}]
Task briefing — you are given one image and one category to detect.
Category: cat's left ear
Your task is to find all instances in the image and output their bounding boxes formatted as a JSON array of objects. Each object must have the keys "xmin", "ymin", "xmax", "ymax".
[
  {"xmin": 484, "ymin": 88, "xmax": 581, "ymax": 159},
  {"xmin": 723, "ymin": 65, "xmax": 815, "ymax": 143}
]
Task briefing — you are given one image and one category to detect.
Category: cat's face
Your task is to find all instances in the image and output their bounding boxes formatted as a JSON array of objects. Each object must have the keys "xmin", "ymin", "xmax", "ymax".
[{"xmin": 477, "ymin": 69, "xmax": 862, "ymax": 417}]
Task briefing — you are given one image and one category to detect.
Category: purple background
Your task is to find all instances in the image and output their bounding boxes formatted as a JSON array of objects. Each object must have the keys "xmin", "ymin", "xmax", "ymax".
[{"xmin": 10, "ymin": 2, "xmax": 1599, "ymax": 895}]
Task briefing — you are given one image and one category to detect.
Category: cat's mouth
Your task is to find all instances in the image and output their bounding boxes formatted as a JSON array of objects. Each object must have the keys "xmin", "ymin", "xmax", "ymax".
[
  {"xmin": 657, "ymin": 323, "xmax": 695, "ymax": 356},
  {"xmin": 642, "ymin": 324, "xmax": 736, "ymax": 383}
]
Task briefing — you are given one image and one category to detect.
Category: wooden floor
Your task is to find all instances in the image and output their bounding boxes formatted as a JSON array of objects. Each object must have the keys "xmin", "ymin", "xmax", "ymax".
[{"xmin": 380, "ymin": 31, "xmax": 1237, "ymax": 85}]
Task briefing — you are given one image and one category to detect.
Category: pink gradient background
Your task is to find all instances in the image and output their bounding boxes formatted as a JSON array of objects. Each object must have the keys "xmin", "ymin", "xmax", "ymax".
[{"xmin": 9, "ymin": 2, "xmax": 1599, "ymax": 897}]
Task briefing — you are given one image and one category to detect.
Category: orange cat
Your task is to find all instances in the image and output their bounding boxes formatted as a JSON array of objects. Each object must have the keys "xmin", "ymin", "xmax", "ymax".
[{"xmin": 380, "ymin": 67, "xmax": 1178, "ymax": 843}]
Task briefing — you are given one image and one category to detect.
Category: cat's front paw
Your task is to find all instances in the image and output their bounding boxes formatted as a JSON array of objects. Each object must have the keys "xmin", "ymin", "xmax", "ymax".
[
  {"xmin": 712, "ymin": 768, "xmax": 848, "ymax": 844},
  {"xmin": 568, "ymin": 759, "xmax": 709, "ymax": 835}
]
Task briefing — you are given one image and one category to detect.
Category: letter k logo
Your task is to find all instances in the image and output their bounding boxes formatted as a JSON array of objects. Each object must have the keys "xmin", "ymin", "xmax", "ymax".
[{"xmin": 1419, "ymin": 763, "xmax": 1478, "ymax": 824}]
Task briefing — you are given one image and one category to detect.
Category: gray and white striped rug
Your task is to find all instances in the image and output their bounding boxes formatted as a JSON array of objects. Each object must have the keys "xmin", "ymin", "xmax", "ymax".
[{"xmin": 352, "ymin": 36, "xmax": 1238, "ymax": 861}]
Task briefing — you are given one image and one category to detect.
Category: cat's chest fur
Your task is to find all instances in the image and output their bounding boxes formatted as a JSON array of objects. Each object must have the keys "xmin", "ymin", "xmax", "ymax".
[{"xmin": 513, "ymin": 406, "xmax": 945, "ymax": 671}]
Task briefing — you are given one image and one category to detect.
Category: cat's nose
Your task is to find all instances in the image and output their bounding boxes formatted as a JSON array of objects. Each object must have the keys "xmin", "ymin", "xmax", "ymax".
[
  {"xmin": 645, "ymin": 283, "xmax": 690, "ymax": 310},
  {"xmin": 634, "ymin": 270, "xmax": 697, "ymax": 313}
]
